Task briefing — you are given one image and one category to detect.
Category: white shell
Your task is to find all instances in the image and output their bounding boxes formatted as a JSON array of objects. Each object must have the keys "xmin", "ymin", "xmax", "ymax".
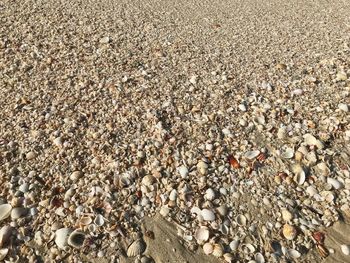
[
  {"xmin": 203, "ymin": 242, "xmax": 213, "ymax": 255},
  {"xmin": 127, "ymin": 238, "xmax": 146, "ymax": 257},
  {"xmin": 195, "ymin": 227, "xmax": 209, "ymax": 243},
  {"xmin": 55, "ymin": 228, "xmax": 73, "ymax": 249},
  {"xmin": 244, "ymin": 150, "xmax": 260, "ymax": 160},
  {"xmin": 341, "ymin": 244, "xmax": 350, "ymax": 255},
  {"xmin": 204, "ymin": 188, "xmax": 215, "ymax": 201},
  {"xmin": 178, "ymin": 165, "xmax": 189, "ymax": 179},
  {"xmin": 0, "ymin": 226, "xmax": 13, "ymax": 247},
  {"xmin": 141, "ymin": 175, "xmax": 155, "ymax": 187},
  {"xmin": 0, "ymin": 204, "xmax": 12, "ymax": 221},
  {"xmin": 281, "ymin": 148, "xmax": 294, "ymax": 159},
  {"xmin": 217, "ymin": 205, "xmax": 228, "ymax": 217},
  {"xmin": 94, "ymin": 214, "xmax": 105, "ymax": 226},
  {"xmin": 281, "ymin": 209, "xmax": 293, "ymax": 222},
  {"xmin": 229, "ymin": 239, "xmax": 240, "ymax": 251},
  {"xmin": 169, "ymin": 189, "xmax": 177, "ymax": 201},
  {"xmin": 303, "ymin": 134, "xmax": 324, "ymax": 149},
  {"xmin": 293, "ymin": 165, "xmax": 306, "ymax": 185},
  {"xmin": 201, "ymin": 209, "xmax": 215, "ymax": 221},
  {"xmin": 67, "ymin": 230, "xmax": 86, "ymax": 248},
  {"xmin": 212, "ymin": 243, "xmax": 224, "ymax": 257},
  {"xmin": 236, "ymin": 214, "xmax": 247, "ymax": 226},
  {"xmin": 0, "ymin": 248, "xmax": 9, "ymax": 261},
  {"xmin": 327, "ymin": 178, "xmax": 343, "ymax": 190},
  {"xmin": 70, "ymin": 171, "xmax": 83, "ymax": 181},
  {"xmin": 306, "ymin": 186, "xmax": 318, "ymax": 197},
  {"xmin": 242, "ymin": 243, "xmax": 256, "ymax": 253},
  {"xmin": 287, "ymin": 249, "xmax": 301, "ymax": 258},
  {"xmin": 255, "ymin": 252, "xmax": 265, "ymax": 263},
  {"xmin": 223, "ymin": 253, "xmax": 234, "ymax": 262},
  {"xmin": 79, "ymin": 216, "xmax": 92, "ymax": 226}
]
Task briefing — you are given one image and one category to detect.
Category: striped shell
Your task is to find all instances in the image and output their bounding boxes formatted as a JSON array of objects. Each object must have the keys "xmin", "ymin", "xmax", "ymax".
[{"xmin": 127, "ymin": 238, "xmax": 146, "ymax": 257}]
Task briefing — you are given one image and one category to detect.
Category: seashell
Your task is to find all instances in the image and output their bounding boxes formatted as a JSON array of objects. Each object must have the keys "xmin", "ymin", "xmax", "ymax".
[
  {"xmin": 228, "ymin": 155, "xmax": 240, "ymax": 168},
  {"xmin": 282, "ymin": 224, "xmax": 297, "ymax": 240},
  {"xmin": 201, "ymin": 209, "xmax": 215, "ymax": 221},
  {"xmin": 217, "ymin": 205, "xmax": 228, "ymax": 217},
  {"xmin": 255, "ymin": 252, "xmax": 265, "ymax": 263},
  {"xmin": 229, "ymin": 239, "xmax": 240, "ymax": 251},
  {"xmin": 236, "ymin": 214, "xmax": 247, "ymax": 226},
  {"xmin": 327, "ymin": 178, "xmax": 343, "ymax": 190},
  {"xmin": 203, "ymin": 242, "xmax": 213, "ymax": 255},
  {"xmin": 141, "ymin": 175, "xmax": 155, "ymax": 187},
  {"xmin": 11, "ymin": 207, "xmax": 28, "ymax": 219},
  {"xmin": 212, "ymin": 243, "xmax": 224, "ymax": 257},
  {"xmin": 204, "ymin": 188, "xmax": 215, "ymax": 201},
  {"xmin": 341, "ymin": 244, "xmax": 350, "ymax": 255},
  {"xmin": 169, "ymin": 189, "xmax": 177, "ymax": 201},
  {"xmin": 55, "ymin": 228, "xmax": 73, "ymax": 249},
  {"xmin": 338, "ymin": 103, "xmax": 349, "ymax": 112},
  {"xmin": 79, "ymin": 216, "xmax": 92, "ymax": 226},
  {"xmin": 287, "ymin": 249, "xmax": 301, "ymax": 258},
  {"xmin": 219, "ymin": 224, "xmax": 229, "ymax": 235},
  {"xmin": 281, "ymin": 148, "xmax": 294, "ymax": 159},
  {"xmin": 197, "ymin": 160, "xmax": 208, "ymax": 175},
  {"xmin": 295, "ymin": 151, "xmax": 303, "ymax": 161},
  {"xmin": 317, "ymin": 244, "xmax": 329, "ymax": 258},
  {"xmin": 242, "ymin": 243, "xmax": 256, "ymax": 254},
  {"xmin": 223, "ymin": 253, "xmax": 234, "ymax": 262},
  {"xmin": 70, "ymin": 171, "xmax": 83, "ymax": 181},
  {"xmin": 190, "ymin": 206, "xmax": 201, "ymax": 215},
  {"xmin": 68, "ymin": 230, "xmax": 86, "ymax": 248},
  {"xmin": 0, "ymin": 226, "xmax": 13, "ymax": 247},
  {"xmin": 312, "ymin": 231, "xmax": 325, "ymax": 244},
  {"xmin": 0, "ymin": 248, "xmax": 8, "ymax": 261},
  {"xmin": 303, "ymin": 134, "xmax": 324, "ymax": 149},
  {"xmin": 178, "ymin": 165, "xmax": 189, "ymax": 179},
  {"xmin": 244, "ymin": 150, "xmax": 260, "ymax": 161},
  {"xmin": 316, "ymin": 162, "xmax": 330, "ymax": 176},
  {"xmin": 94, "ymin": 214, "xmax": 105, "ymax": 226},
  {"xmin": 306, "ymin": 186, "xmax": 318, "ymax": 197},
  {"xmin": 0, "ymin": 204, "xmax": 12, "ymax": 221},
  {"xmin": 281, "ymin": 209, "xmax": 293, "ymax": 222},
  {"xmin": 160, "ymin": 206, "xmax": 170, "ymax": 217},
  {"xmin": 292, "ymin": 164, "xmax": 306, "ymax": 185},
  {"xmin": 320, "ymin": 191, "xmax": 335, "ymax": 203},
  {"xmin": 195, "ymin": 227, "xmax": 209, "ymax": 243},
  {"xmin": 127, "ymin": 238, "xmax": 146, "ymax": 257},
  {"xmin": 277, "ymin": 127, "xmax": 287, "ymax": 140}
]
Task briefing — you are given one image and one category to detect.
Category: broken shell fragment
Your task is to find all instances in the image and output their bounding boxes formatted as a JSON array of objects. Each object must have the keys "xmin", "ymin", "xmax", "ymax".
[
  {"xmin": 303, "ymin": 134, "xmax": 324, "ymax": 149},
  {"xmin": 327, "ymin": 178, "xmax": 343, "ymax": 190},
  {"xmin": 0, "ymin": 204, "xmax": 12, "ymax": 221},
  {"xmin": 229, "ymin": 239, "xmax": 240, "ymax": 251},
  {"xmin": 341, "ymin": 244, "xmax": 350, "ymax": 255},
  {"xmin": 244, "ymin": 150, "xmax": 260, "ymax": 161},
  {"xmin": 127, "ymin": 238, "xmax": 146, "ymax": 257},
  {"xmin": 0, "ymin": 248, "xmax": 9, "ymax": 261},
  {"xmin": 287, "ymin": 249, "xmax": 301, "ymax": 259},
  {"xmin": 282, "ymin": 224, "xmax": 297, "ymax": 240},
  {"xmin": 67, "ymin": 230, "xmax": 86, "ymax": 248},
  {"xmin": 281, "ymin": 148, "xmax": 294, "ymax": 159},
  {"xmin": 0, "ymin": 226, "xmax": 13, "ymax": 247}
]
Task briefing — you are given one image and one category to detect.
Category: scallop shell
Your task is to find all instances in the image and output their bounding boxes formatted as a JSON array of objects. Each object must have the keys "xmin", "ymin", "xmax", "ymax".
[
  {"xmin": 236, "ymin": 214, "xmax": 247, "ymax": 226},
  {"xmin": 0, "ymin": 248, "xmax": 9, "ymax": 261},
  {"xmin": 203, "ymin": 242, "xmax": 213, "ymax": 255},
  {"xmin": 201, "ymin": 209, "xmax": 215, "ymax": 221},
  {"xmin": 212, "ymin": 243, "xmax": 224, "ymax": 258},
  {"xmin": 127, "ymin": 238, "xmax": 146, "ymax": 257},
  {"xmin": 0, "ymin": 204, "xmax": 12, "ymax": 221},
  {"xmin": 282, "ymin": 224, "xmax": 297, "ymax": 240},
  {"xmin": 281, "ymin": 148, "xmax": 294, "ymax": 159},
  {"xmin": 204, "ymin": 188, "xmax": 215, "ymax": 201},
  {"xmin": 67, "ymin": 230, "xmax": 86, "ymax": 248},
  {"xmin": 94, "ymin": 214, "xmax": 105, "ymax": 226},
  {"xmin": 0, "ymin": 226, "xmax": 13, "ymax": 247},
  {"xmin": 55, "ymin": 228, "xmax": 73, "ymax": 249},
  {"xmin": 195, "ymin": 227, "xmax": 210, "ymax": 243},
  {"xmin": 341, "ymin": 244, "xmax": 350, "ymax": 255},
  {"xmin": 244, "ymin": 150, "xmax": 260, "ymax": 161}
]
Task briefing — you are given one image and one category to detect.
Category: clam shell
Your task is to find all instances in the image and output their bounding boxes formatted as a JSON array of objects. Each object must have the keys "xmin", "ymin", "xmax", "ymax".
[
  {"xmin": 79, "ymin": 216, "xmax": 92, "ymax": 226},
  {"xmin": 204, "ymin": 188, "xmax": 215, "ymax": 201},
  {"xmin": 141, "ymin": 175, "xmax": 156, "ymax": 187},
  {"xmin": 201, "ymin": 209, "xmax": 215, "ymax": 221},
  {"xmin": 212, "ymin": 243, "xmax": 224, "ymax": 258},
  {"xmin": 282, "ymin": 224, "xmax": 297, "ymax": 240},
  {"xmin": 127, "ymin": 238, "xmax": 146, "ymax": 257},
  {"xmin": 217, "ymin": 205, "xmax": 228, "ymax": 217},
  {"xmin": 0, "ymin": 248, "xmax": 8, "ymax": 261},
  {"xmin": 244, "ymin": 150, "xmax": 260, "ymax": 161},
  {"xmin": 178, "ymin": 165, "xmax": 189, "ymax": 179},
  {"xmin": 169, "ymin": 189, "xmax": 177, "ymax": 201},
  {"xmin": 341, "ymin": 244, "xmax": 350, "ymax": 255},
  {"xmin": 0, "ymin": 204, "xmax": 12, "ymax": 221},
  {"xmin": 94, "ymin": 214, "xmax": 105, "ymax": 226},
  {"xmin": 229, "ymin": 239, "xmax": 240, "ymax": 251},
  {"xmin": 67, "ymin": 230, "xmax": 86, "ymax": 248},
  {"xmin": 287, "ymin": 249, "xmax": 301, "ymax": 258},
  {"xmin": 236, "ymin": 214, "xmax": 247, "ymax": 226},
  {"xmin": 255, "ymin": 252, "xmax": 265, "ymax": 263},
  {"xmin": 195, "ymin": 227, "xmax": 210, "ymax": 243},
  {"xmin": 242, "ymin": 243, "xmax": 256, "ymax": 254},
  {"xmin": 303, "ymin": 134, "xmax": 324, "ymax": 149},
  {"xmin": 11, "ymin": 207, "xmax": 28, "ymax": 220},
  {"xmin": 327, "ymin": 178, "xmax": 343, "ymax": 190},
  {"xmin": 0, "ymin": 226, "xmax": 13, "ymax": 247},
  {"xmin": 293, "ymin": 165, "xmax": 306, "ymax": 185},
  {"xmin": 281, "ymin": 148, "xmax": 294, "ymax": 159},
  {"xmin": 55, "ymin": 228, "xmax": 73, "ymax": 249},
  {"xmin": 223, "ymin": 253, "xmax": 234, "ymax": 262},
  {"xmin": 203, "ymin": 242, "xmax": 213, "ymax": 255}
]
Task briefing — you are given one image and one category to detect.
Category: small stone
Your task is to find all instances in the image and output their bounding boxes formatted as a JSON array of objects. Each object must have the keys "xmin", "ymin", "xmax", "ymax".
[{"xmin": 338, "ymin": 103, "xmax": 349, "ymax": 112}]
